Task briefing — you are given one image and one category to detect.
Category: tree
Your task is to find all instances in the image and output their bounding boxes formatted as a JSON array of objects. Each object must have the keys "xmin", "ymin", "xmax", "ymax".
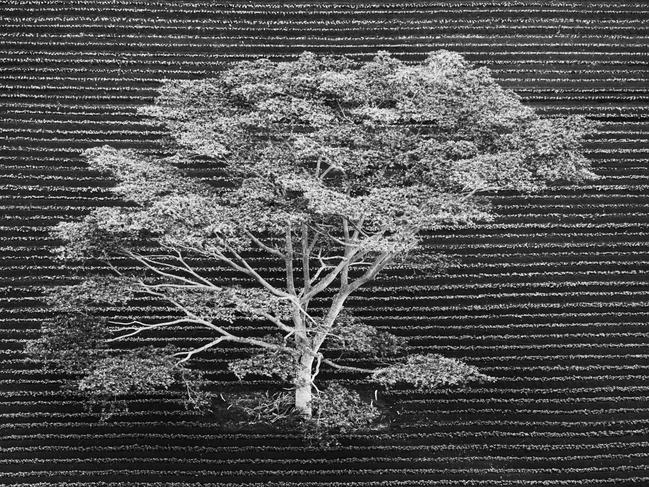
[{"xmin": 28, "ymin": 51, "xmax": 596, "ymax": 430}]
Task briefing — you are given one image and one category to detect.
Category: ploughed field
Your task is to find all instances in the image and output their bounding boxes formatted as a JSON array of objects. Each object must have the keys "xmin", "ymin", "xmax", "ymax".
[{"xmin": 1, "ymin": 1, "xmax": 649, "ymax": 485}]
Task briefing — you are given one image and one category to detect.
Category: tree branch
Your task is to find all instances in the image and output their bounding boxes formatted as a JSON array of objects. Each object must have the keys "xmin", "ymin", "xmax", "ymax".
[
  {"xmin": 174, "ymin": 336, "xmax": 230, "ymax": 364},
  {"xmin": 106, "ymin": 318, "xmax": 194, "ymax": 342},
  {"xmin": 285, "ymin": 225, "xmax": 296, "ymax": 296},
  {"xmin": 136, "ymin": 285, "xmax": 230, "ymax": 335},
  {"xmin": 123, "ymin": 251, "xmax": 208, "ymax": 288},
  {"xmin": 461, "ymin": 185, "xmax": 498, "ymax": 200},
  {"xmin": 306, "ymin": 227, "xmax": 320, "ymax": 258},
  {"xmin": 301, "ymin": 224, "xmax": 311, "ymax": 297},
  {"xmin": 307, "ymin": 223, "xmax": 351, "ymax": 248},
  {"xmin": 350, "ymin": 217, "xmax": 367, "ymax": 240},
  {"xmin": 245, "ymin": 230, "xmax": 285, "ymax": 259},
  {"xmin": 311, "ymin": 352, "xmax": 323, "ymax": 383},
  {"xmin": 118, "ymin": 242, "xmax": 321, "ymax": 357},
  {"xmin": 253, "ymin": 310, "xmax": 294, "ymax": 334},
  {"xmin": 169, "ymin": 248, "xmax": 219, "ymax": 287},
  {"xmin": 322, "ymin": 358, "xmax": 381, "ymax": 375},
  {"xmin": 228, "ymin": 335, "xmax": 298, "ymax": 355},
  {"xmin": 301, "ymin": 254, "xmax": 351, "ymax": 302},
  {"xmin": 341, "ymin": 217, "xmax": 352, "ymax": 287},
  {"xmin": 347, "ymin": 252, "xmax": 393, "ymax": 294},
  {"xmin": 219, "ymin": 242, "xmax": 294, "ymax": 301},
  {"xmin": 173, "ymin": 332, "xmax": 298, "ymax": 365}
]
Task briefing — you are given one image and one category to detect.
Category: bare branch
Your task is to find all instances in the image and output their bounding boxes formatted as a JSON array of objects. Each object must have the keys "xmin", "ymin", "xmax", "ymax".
[
  {"xmin": 191, "ymin": 243, "xmax": 311, "ymax": 325},
  {"xmin": 221, "ymin": 334, "xmax": 298, "ymax": 355},
  {"xmin": 219, "ymin": 242, "xmax": 294, "ymax": 301},
  {"xmin": 322, "ymin": 357, "xmax": 380, "ymax": 375},
  {"xmin": 136, "ymin": 285, "xmax": 231, "ymax": 336},
  {"xmin": 253, "ymin": 309, "xmax": 294, "ymax": 334},
  {"xmin": 319, "ymin": 164, "xmax": 336, "ymax": 180},
  {"xmin": 302, "ymin": 248, "xmax": 366, "ymax": 302},
  {"xmin": 143, "ymin": 283, "xmax": 213, "ymax": 290},
  {"xmin": 341, "ymin": 217, "xmax": 351, "ymax": 287},
  {"xmin": 461, "ymin": 185, "xmax": 498, "ymax": 200},
  {"xmin": 173, "ymin": 328, "xmax": 298, "ymax": 364},
  {"xmin": 285, "ymin": 225, "xmax": 296, "ymax": 296},
  {"xmin": 306, "ymin": 228, "xmax": 320, "ymax": 258},
  {"xmin": 175, "ymin": 336, "xmax": 230, "ymax": 364},
  {"xmin": 307, "ymin": 224, "xmax": 350, "ymax": 248},
  {"xmin": 245, "ymin": 230, "xmax": 285, "ymax": 259},
  {"xmin": 169, "ymin": 248, "xmax": 220, "ymax": 287},
  {"xmin": 106, "ymin": 318, "xmax": 192, "ymax": 342},
  {"xmin": 347, "ymin": 252, "xmax": 393, "ymax": 294},
  {"xmin": 301, "ymin": 224, "xmax": 311, "ymax": 296},
  {"xmin": 342, "ymin": 217, "xmax": 350, "ymax": 243},
  {"xmin": 305, "ymin": 251, "xmax": 337, "ymax": 288},
  {"xmin": 349, "ymin": 217, "xmax": 367, "ymax": 241},
  {"xmin": 123, "ymin": 251, "xmax": 207, "ymax": 288},
  {"xmin": 311, "ymin": 352, "xmax": 323, "ymax": 382}
]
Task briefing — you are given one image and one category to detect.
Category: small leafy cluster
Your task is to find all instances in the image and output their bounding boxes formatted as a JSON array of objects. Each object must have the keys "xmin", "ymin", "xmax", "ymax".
[
  {"xmin": 329, "ymin": 312, "xmax": 407, "ymax": 358},
  {"xmin": 51, "ymin": 211, "xmax": 141, "ymax": 261},
  {"xmin": 228, "ymin": 350, "xmax": 296, "ymax": 382},
  {"xmin": 372, "ymin": 353, "xmax": 494, "ymax": 389},
  {"xmin": 311, "ymin": 382, "xmax": 381, "ymax": 434},
  {"xmin": 25, "ymin": 312, "xmax": 107, "ymax": 373},
  {"xmin": 78, "ymin": 346, "xmax": 210, "ymax": 419},
  {"xmin": 42, "ymin": 277, "xmax": 139, "ymax": 311},
  {"xmin": 389, "ymin": 250, "xmax": 456, "ymax": 274},
  {"xmin": 27, "ymin": 316, "xmax": 211, "ymax": 420},
  {"xmin": 84, "ymin": 146, "xmax": 212, "ymax": 205},
  {"xmin": 79, "ymin": 347, "xmax": 179, "ymax": 397}
]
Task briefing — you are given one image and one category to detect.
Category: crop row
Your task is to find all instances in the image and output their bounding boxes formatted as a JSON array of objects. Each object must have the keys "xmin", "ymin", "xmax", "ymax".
[{"xmin": 0, "ymin": 479, "xmax": 645, "ymax": 487}]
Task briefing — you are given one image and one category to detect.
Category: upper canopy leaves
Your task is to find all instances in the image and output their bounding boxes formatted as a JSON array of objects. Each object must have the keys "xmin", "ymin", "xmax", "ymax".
[{"xmin": 56, "ymin": 50, "xmax": 595, "ymax": 265}]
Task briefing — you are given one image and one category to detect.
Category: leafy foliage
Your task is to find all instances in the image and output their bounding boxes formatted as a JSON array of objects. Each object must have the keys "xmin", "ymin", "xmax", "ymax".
[
  {"xmin": 41, "ymin": 277, "xmax": 139, "ymax": 311},
  {"xmin": 79, "ymin": 349, "xmax": 175, "ymax": 397},
  {"xmin": 53, "ymin": 50, "xmax": 596, "ymax": 264},
  {"xmin": 25, "ymin": 313, "xmax": 107, "ymax": 373},
  {"xmin": 229, "ymin": 350, "xmax": 296, "ymax": 382},
  {"xmin": 79, "ymin": 347, "xmax": 179, "ymax": 397},
  {"xmin": 78, "ymin": 346, "xmax": 210, "ymax": 420},
  {"xmin": 372, "ymin": 353, "xmax": 494, "ymax": 389},
  {"xmin": 329, "ymin": 312, "xmax": 407, "ymax": 358},
  {"xmin": 311, "ymin": 382, "xmax": 381, "ymax": 433}
]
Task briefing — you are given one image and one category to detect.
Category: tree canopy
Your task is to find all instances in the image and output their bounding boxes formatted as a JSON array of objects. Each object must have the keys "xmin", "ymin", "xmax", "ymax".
[{"xmin": 28, "ymin": 50, "xmax": 596, "ymax": 436}]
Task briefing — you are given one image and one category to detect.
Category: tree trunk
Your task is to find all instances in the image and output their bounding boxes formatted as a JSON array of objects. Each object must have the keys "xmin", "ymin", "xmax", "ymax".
[{"xmin": 295, "ymin": 353, "xmax": 314, "ymax": 419}]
